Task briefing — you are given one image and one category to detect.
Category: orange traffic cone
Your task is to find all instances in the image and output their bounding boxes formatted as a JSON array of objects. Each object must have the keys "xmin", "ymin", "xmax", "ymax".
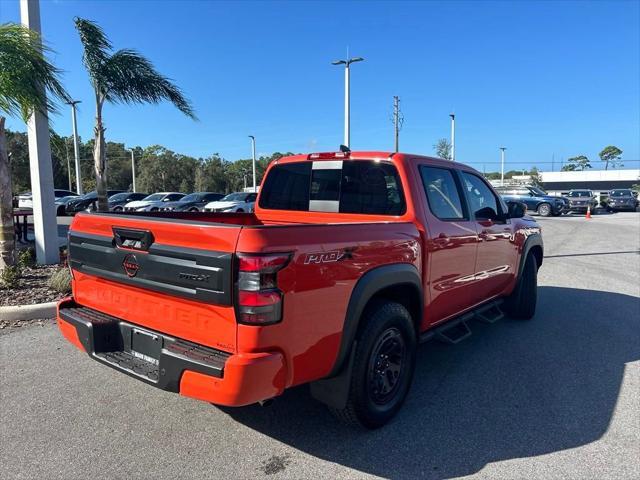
[{"xmin": 586, "ymin": 205, "xmax": 592, "ymax": 219}]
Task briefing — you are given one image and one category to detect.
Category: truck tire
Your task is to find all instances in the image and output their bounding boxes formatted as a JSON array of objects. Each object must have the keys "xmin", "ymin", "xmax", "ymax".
[
  {"xmin": 330, "ymin": 301, "xmax": 417, "ymax": 429},
  {"xmin": 504, "ymin": 253, "xmax": 537, "ymax": 320},
  {"xmin": 537, "ymin": 202, "xmax": 552, "ymax": 217}
]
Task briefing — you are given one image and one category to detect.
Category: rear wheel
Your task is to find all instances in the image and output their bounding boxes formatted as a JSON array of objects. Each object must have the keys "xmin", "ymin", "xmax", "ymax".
[
  {"xmin": 504, "ymin": 253, "xmax": 538, "ymax": 320},
  {"xmin": 537, "ymin": 202, "xmax": 552, "ymax": 217},
  {"xmin": 188, "ymin": 207, "xmax": 200, "ymax": 212},
  {"xmin": 236, "ymin": 208, "xmax": 244, "ymax": 213},
  {"xmin": 329, "ymin": 301, "xmax": 417, "ymax": 429},
  {"xmin": 113, "ymin": 206, "xmax": 123, "ymax": 212}
]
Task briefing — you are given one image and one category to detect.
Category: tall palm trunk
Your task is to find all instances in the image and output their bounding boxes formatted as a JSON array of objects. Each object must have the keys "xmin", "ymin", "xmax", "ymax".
[
  {"xmin": 94, "ymin": 97, "xmax": 108, "ymax": 212},
  {"xmin": 0, "ymin": 116, "xmax": 16, "ymax": 268}
]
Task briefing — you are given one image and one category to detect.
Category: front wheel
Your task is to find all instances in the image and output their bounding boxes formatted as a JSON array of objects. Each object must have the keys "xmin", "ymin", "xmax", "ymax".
[
  {"xmin": 504, "ymin": 253, "xmax": 538, "ymax": 320},
  {"xmin": 329, "ymin": 301, "xmax": 417, "ymax": 429},
  {"xmin": 537, "ymin": 202, "xmax": 552, "ymax": 217}
]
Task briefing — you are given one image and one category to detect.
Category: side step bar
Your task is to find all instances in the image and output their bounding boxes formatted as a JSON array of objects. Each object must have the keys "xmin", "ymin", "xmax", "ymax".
[{"xmin": 419, "ymin": 300, "xmax": 504, "ymax": 344}]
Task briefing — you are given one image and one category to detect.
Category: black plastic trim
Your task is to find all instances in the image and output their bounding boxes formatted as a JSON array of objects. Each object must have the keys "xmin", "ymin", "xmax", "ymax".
[
  {"xmin": 327, "ymin": 263, "xmax": 423, "ymax": 376},
  {"xmin": 68, "ymin": 231, "xmax": 232, "ymax": 305},
  {"xmin": 518, "ymin": 233, "xmax": 544, "ymax": 279},
  {"xmin": 59, "ymin": 302, "xmax": 231, "ymax": 392}
]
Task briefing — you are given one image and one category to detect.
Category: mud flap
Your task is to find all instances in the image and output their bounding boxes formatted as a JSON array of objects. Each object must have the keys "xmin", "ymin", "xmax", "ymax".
[{"xmin": 309, "ymin": 342, "xmax": 357, "ymax": 409}]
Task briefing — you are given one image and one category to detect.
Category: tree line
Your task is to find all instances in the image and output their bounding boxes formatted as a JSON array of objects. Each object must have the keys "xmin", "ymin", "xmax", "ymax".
[{"xmin": 6, "ymin": 128, "xmax": 292, "ymax": 195}]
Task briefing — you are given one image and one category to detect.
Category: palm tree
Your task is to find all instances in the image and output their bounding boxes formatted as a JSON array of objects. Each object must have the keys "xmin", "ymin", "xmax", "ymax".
[
  {"xmin": 0, "ymin": 23, "xmax": 69, "ymax": 268},
  {"xmin": 74, "ymin": 18, "xmax": 196, "ymax": 211}
]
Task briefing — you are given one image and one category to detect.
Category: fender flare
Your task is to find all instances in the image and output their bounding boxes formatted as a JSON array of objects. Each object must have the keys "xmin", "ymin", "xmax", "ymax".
[
  {"xmin": 328, "ymin": 263, "xmax": 423, "ymax": 377},
  {"xmin": 518, "ymin": 233, "xmax": 543, "ymax": 279}
]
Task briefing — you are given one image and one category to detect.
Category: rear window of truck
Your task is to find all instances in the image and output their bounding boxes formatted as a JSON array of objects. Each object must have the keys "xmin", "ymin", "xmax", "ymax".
[{"xmin": 259, "ymin": 160, "xmax": 406, "ymax": 215}]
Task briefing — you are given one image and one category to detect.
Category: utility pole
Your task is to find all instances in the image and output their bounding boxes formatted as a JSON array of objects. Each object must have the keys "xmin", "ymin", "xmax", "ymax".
[
  {"xmin": 20, "ymin": 0, "xmax": 58, "ymax": 264},
  {"xmin": 449, "ymin": 113, "xmax": 456, "ymax": 161},
  {"xmin": 129, "ymin": 149, "xmax": 136, "ymax": 192},
  {"xmin": 392, "ymin": 96, "xmax": 403, "ymax": 153},
  {"xmin": 66, "ymin": 100, "xmax": 82, "ymax": 194},
  {"xmin": 332, "ymin": 56, "xmax": 364, "ymax": 148},
  {"xmin": 500, "ymin": 147, "xmax": 507, "ymax": 186},
  {"xmin": 248, "ymin": 135, "xmax": 256, "ymax": 192}
]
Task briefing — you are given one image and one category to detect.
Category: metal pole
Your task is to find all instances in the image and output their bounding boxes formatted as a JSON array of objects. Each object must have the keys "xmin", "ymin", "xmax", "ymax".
[
  {"xmin": 248, "ymin": 135, "xmax": 256, "ymax": 191},
  {"xmin": 20, "ymin": 0, "xmax": 59, "ymax": 264},
  {"xmin": 130, "ymin": 149, "xmax": 136, "ymax": 192},
  {"xmin": 344, "ymin": 64, "xmax": 350, "ymax": 148},
  {"xmin": 450, "ymin": 113, "xmax": 456, "ymax": 161},
  {"xmin": 65, "ymin": 138, "xmax": 72, "ymax": 191},
  {"xmin": 500, "ymin": 147, "xmax": 506, "ymax": 186},
  {"xmin": 68, "ymin": 100, "xmax": 83, "ymax": 194}
]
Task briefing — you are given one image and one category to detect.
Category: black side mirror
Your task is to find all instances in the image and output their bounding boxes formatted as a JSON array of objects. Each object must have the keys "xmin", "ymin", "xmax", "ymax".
[{"xmin": 506, "ymin": 201, "xmax": 526, "ymax": 218}]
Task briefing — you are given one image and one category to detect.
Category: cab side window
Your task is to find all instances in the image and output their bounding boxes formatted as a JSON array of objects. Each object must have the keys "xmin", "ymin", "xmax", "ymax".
[
  {"xmin": 420, "ymin": 166, "xmax": 466, "ymax": 220},
  {"xmin": 461, "ymin": 172, "xmax": 502, "ymax": 221}
]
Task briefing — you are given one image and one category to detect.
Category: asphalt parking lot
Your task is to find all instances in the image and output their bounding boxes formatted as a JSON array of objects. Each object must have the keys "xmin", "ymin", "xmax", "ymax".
[{"xmin": 1, "ymin": 212, "xmax": 639, "ymax": 480}]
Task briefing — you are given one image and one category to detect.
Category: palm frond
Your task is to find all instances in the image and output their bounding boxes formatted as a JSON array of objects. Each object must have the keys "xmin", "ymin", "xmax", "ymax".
[
  {"xmin": 74, "ymin": 18, "xmax": 112, "ymax": 88},
  {"xmin": 0, "ymin": 23, "xmax": 70, "ymax": 120},
  {"xmin": 102, "ymin": 49, "xmax": 196, "ymax": 119}
]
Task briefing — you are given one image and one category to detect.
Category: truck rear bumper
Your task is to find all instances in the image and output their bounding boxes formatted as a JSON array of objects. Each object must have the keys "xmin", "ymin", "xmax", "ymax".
[{"xmin": 57, "ymin": 298, "xmax": 286, "ymax": 407}]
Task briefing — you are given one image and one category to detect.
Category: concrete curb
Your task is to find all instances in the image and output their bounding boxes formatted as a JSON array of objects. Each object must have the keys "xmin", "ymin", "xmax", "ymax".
[{"xmin": 0, "ymin": 301, "xmax": 57, "ymax": 322}]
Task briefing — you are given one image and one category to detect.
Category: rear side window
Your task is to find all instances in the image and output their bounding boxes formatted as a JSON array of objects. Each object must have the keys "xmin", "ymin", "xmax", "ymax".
[
  {"xmin": 420, "ymin": 166, "xmax": 465, "ymax": 220},
  {"xmin": 259, "ymin": 160, "xmax": 406, "ymax": 215},
  {"xmin": 461, "ymin": 172, "xmax": 502, "ymax": 220}
]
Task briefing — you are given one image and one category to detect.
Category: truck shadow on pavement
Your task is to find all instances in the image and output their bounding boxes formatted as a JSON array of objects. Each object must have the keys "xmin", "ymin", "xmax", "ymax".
[{"xmin": 223, "ymin": 286, "xmax": 640, "ymax": 479}]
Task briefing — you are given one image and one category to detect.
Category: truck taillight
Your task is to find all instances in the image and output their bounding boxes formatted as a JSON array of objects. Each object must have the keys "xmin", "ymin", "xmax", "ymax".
[{"xmin": 237, "ymin": 253, "xmax": 291, "ymax": 325}]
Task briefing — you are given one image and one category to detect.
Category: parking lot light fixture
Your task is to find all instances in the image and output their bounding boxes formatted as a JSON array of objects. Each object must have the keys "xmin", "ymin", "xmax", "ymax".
[
  {"xmin": 128, "ymin": 148, "xmax": 136, "ymax": 192},
  {"xmin": 500, "ymin": 147, "xmax": 507, "ymax": 186},
  {"xmin": 66, "ymin": 100, "xmax": 82, "ymax": 195},
  {"xmin": 248, "ymin": 135, "xmax": 256, "ymax": 192},
  {"xmin": 332, "ymin": 56, "xmax": 364, "ymax": 148}
]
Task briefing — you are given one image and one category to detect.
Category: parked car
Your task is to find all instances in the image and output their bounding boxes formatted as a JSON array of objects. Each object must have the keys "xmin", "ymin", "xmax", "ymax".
[
  {"xmin": 55, "ymin": 195, "xmax": 81, "ymax": 216},
  {"xmin": 19, "ymin": 189, "xmax": 77, "ymax": 209},
  {"xmin": 65, "ymin": 190, "xmax": 125, "ymax": 214},
  {"xmin": 159, "ymin": 192, "xmax": 225, "ymax": 212},
  {"xmin": 108, "ymin": 192, "xmax": 149, "ymax": 212},
  {"xmin": 59, "ymin": 150, "xmax": 543, "ymax": 429},
  {"xmin": 495, "ymin": 185, "xmax": 568, "ymax": 217},
  {"xmin": 123, "ymin": 192, "xmax": 186, "ymax": 212},
  {"xmin": 605, "ymin": 189, "xmax": 639, "ymax": 212},
  {"xmin": 203, "ymin": 192, "xmax": 257, "ymax": 212},
  {"xmin": 566, "ymin": 189, "xmax": 598, "ymax": 214}
]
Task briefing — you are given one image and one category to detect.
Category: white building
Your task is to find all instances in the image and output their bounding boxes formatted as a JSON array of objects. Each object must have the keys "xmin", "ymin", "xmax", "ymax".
[{"xmin": 540, "ymin": 169, "xmax": 640, "ymax": 192}]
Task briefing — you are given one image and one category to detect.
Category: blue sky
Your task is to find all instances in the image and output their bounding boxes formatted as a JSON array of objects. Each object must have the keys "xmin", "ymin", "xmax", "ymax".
[{"xmin": 1, "ymin": 0, "xmax": 639, "ymax": 172}]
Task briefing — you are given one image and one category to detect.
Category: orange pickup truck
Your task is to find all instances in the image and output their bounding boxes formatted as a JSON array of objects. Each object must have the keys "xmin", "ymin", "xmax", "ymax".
[{"xmin": 58, "ymin": 150, "xmax": 542, "ymax": 428}]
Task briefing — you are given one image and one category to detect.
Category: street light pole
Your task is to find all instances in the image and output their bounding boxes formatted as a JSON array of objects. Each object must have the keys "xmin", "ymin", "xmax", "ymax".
[
  {"xmin": 66, "ymin": 100, "xmax": 82, "ymax": 194},
  {"xmin": 129, "ymin": 149, "xmax": 136, "ymax": 192},
  {"xmin": 332, "ymin": 56, "xmax": 364, "ymax": 148},
  {"xmin": 500, "ymin": 147, "xmax": 507, "ymax": 186},
  {"xmin": 248, "ymin": 135, "xmax": 256, "ymax": 192},
  {"xmin": 20, "ymin": 0, "xmax": 58, "ymax": 264},
  {"xmin": 450, "ymin": 113, "xmax": 456, "ymax": 162}
]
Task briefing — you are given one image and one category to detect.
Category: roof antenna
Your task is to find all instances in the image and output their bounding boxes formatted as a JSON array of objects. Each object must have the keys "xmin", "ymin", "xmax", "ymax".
[{"xmin": 339, "ymin": 144, "xmax": 351, "ymax": 153}]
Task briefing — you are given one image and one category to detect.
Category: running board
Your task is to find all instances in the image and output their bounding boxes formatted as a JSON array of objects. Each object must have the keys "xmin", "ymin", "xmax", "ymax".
[
  {"xmin": 419, "ymin": 300, "xmax": 504, "ymax": 344},
  {"xmin": 475, "ymin": 301, "xmax": 505, "ymax": 324}
]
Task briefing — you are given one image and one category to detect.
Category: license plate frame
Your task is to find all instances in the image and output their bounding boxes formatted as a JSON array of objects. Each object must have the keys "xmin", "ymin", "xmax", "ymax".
[{"xmin": 131, "ymin": 328, "xmax": 162, "ymax": 365}]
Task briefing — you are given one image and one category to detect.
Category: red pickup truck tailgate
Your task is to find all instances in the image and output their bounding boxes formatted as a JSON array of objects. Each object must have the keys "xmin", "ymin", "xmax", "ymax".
[{"xmin": 67, "ymin": 213, "xmax": 240, "ymax": 353}]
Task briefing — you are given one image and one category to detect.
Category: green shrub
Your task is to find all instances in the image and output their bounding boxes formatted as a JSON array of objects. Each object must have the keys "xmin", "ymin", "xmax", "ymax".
[
  {"xmin": 17, "ymin": 247, "xmax": 36, "ymax": 269},
  {"xmin": 48, "ymin": 267, "xmax": 72, "ymax": 294},
  {"xmin": 0, "ymin": 265, "xmax": 22, "ymax": 289}
]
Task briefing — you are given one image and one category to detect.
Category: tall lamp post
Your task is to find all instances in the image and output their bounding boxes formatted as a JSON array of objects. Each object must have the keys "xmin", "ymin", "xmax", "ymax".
[
  {"xmin": 500, "ymin": 147, "xmax": 507, "ymax": 186},
  {"xmin": 449, "ymin": 113, "xmax": 456, "ymax": 161},
  {"xmin": 66, "ymin": 100, "xmax": 82, "ymax": 194},
  {"xmin": 128, "ymin": 149, "xmax": 137, "ymax": 192},
  {"xmin": 331, "ymin": 56, "xmax": 364, "ymax": 148},
  {"xmin": 248, "ymin": 135, "xmax": 256, "ymax": 192}
]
